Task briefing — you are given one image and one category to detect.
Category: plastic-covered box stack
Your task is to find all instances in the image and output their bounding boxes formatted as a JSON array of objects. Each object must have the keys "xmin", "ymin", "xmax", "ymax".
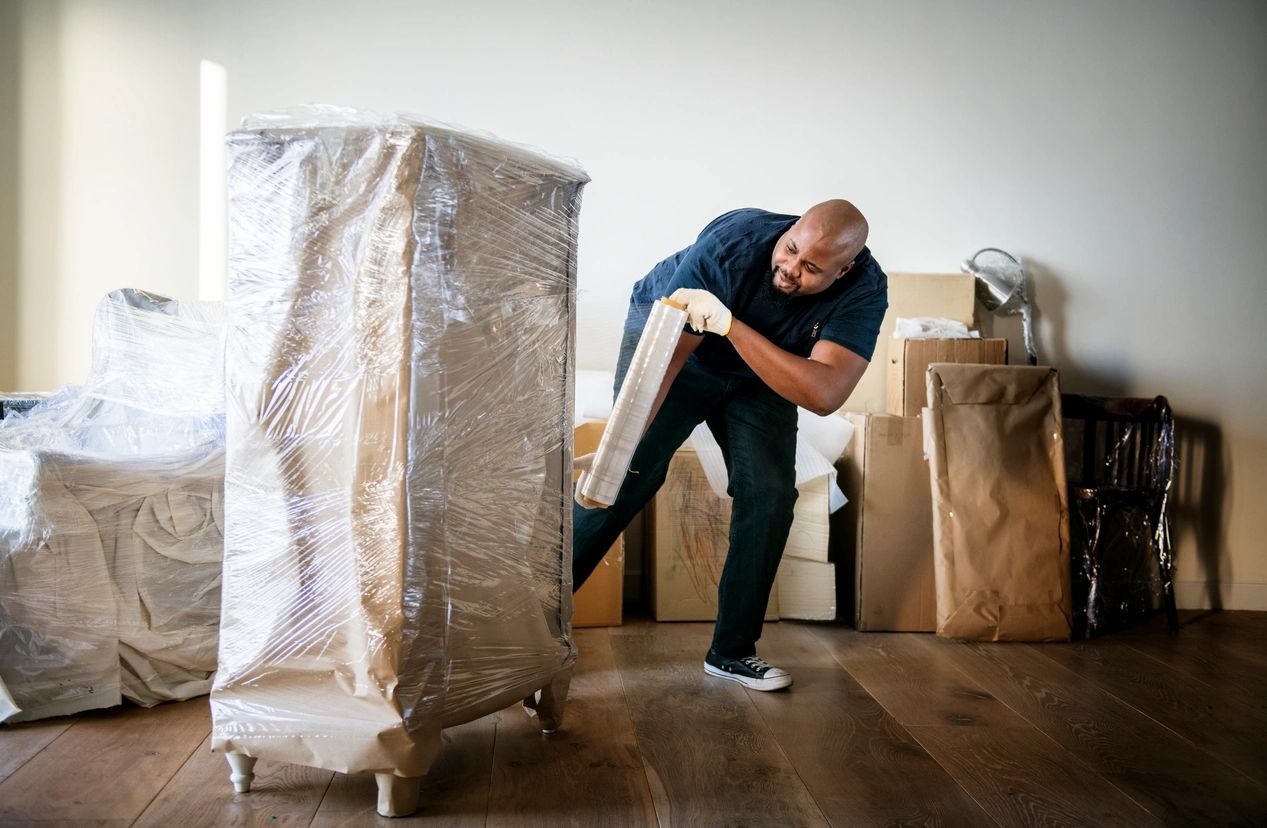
[
  {"xmin": 0, "ymin": 289, "xmax": 227, "ymax": 722},
  {"xmin": 210, "ymin": 108, "xmax": 587, "ymax": 815}
]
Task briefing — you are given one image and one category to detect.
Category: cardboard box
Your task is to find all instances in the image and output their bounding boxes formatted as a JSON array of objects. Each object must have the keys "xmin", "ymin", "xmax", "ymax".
[
  {"xmin": 573, "ymin": 421, "xmax": 624, "ymax": 627},
  {"xmin": 648, "ymin": 440, "xmax": 838, "ymax": 621},
  {"xmin": 842, "ymin": 273, "xmax": 976, "ymax": 414},
  {"xmin": 924, "ymin": 364, "xmax": 1072, "ymax": 641},
  {"xmin": 887, "ymin": 338, "xmax": 1008, "ymax": 416},
  {"xmin": 573, "ymin": 536, "xmax": 624, "ymax": 627},
  {"xmin": 775, "ymin": 557, "xmax": 836, "ymax": 620},
  {"xmin": 836, "ymin": 413, "xmax": 937, "ymax": 631},
  {"xmin": 650, "ymin": 446, "xmax": 781, "ymax": 622}
]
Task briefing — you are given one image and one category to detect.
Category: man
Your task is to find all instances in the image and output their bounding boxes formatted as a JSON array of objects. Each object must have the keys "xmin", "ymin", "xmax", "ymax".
[{"xmin": 574, "ymin": 200, "xmax": 887, "ymax": 691}]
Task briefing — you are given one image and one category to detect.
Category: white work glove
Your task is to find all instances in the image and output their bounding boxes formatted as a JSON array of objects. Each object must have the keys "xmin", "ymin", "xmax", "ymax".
[
  {"xmin": 670, "ymin": 288, "xmax": 733, "ymax": 336},
  {"xmin": 574, "ymin": 453, "xmax": 598, "ymax": 509}
]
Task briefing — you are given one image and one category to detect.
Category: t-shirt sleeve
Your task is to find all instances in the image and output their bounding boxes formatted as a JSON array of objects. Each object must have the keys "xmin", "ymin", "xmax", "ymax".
[
  {"xmin": 819, "ymin": 287, "xmax": 888, "ymax": 362},
  {"xmin": 656, "ymin": 234, "xmax": 738, "ymax": 305}
]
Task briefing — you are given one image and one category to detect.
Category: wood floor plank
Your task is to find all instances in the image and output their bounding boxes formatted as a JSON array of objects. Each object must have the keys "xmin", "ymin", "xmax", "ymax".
[
  {"xmin": 0, "ymin": 698, "xmax": 210, "ymax": 823},
  {"xmin": 925, "ymin": 636, "xmax": 1267, "ymax": 825},
  {"xmin": 609, "ymin": 622, "xmax": 828, "ymax": 828},
  {"xmin": 815, "ymin": 627, "xmax": 1161, "ymax": 826},
  {"xmin": 0, "ymin": 716, "xmax": 75, "ymax": 781},
  {"xmin": 812, "ymin": 627, "xmax": 1029, "ymax": 729},
  {"xmin": 907, "ymin": 725, "xmax": 1161, "ymax": 828},
  {"xmin": 310, "ymin": 716, "xmax": 494, "ymax": 828},
  {"xmin": 4, "ymin": 615, "xmax": 1266, "ymax": 825},
  {"xmin": 1183, "ymin": 611, "xmax": 1267, "ymax": 663},
  {"xmin": 134, "ymin": 734, "xmax": 334, "ymax": 828},
  {"xmin": 485, "ymin": 628, "xmax": 658, "ymax": 828},
  {"xmin": 0, "ymin": 820, "xmax": 131, "ymax": 827},
  {"xmin": 1116, "ymin": 612, "xmax": 1267, "ymax": 697},
  {"xmin": 752, "ymin": 622, "xmax": 993, "ymax": 826},
  {"xmin": 1031, "ymin": 637, "xmax": 1267, "ymax": 782}
]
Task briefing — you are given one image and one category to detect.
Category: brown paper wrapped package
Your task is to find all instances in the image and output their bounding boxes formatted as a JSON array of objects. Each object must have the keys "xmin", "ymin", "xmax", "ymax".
[{"xmin": 923, "ymin": 364, "xmax": 1072, "ymax": 641}]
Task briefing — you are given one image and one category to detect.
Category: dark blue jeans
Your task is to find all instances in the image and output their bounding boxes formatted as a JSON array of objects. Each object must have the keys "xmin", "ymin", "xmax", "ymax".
[{"xmin": 573, "ymin": 325, "xmax": 798, "ymax": 659}]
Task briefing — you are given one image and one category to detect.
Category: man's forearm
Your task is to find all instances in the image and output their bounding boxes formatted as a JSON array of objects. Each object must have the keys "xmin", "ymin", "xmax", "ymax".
[{"xmin": 726, "ymin": 320, "xmax": 854, "ymax": 415}]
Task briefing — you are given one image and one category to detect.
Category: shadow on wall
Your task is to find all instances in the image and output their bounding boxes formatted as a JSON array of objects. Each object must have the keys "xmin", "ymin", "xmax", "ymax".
[
  {"xmin": 1027, "ymin": 259, "xmax": 1067, "ymax": 372},
  {"xmin": 1001, "ymin": 259, "xmax": 1230, "ymax": 607},
  {"xmin": 1172, "ymin": 416, "xmax": 1228, "ymax": 609}
]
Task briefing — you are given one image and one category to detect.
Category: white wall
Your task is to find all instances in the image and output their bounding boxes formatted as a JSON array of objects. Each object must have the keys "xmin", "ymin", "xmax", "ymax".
[
  {"xmin": 12, "ymin": 0, "xmax": 199, "ymax": 387},
  {"xmin": 10, "ymin": 0, "xmax": 1267, "ymax": 608},
  {"xmin": 0, "ymin": 0, "xmax": 18, "ymax": 389}
]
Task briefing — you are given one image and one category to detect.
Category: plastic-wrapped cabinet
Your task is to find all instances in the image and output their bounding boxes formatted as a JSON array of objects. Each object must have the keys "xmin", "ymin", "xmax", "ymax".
[
  {"xmin": 210, "ymin": 108, "xmax": 587, "ymax": 810},
  {"xmin": 0, "ymin": 289, "xmax": 227, "ymax": 723}
]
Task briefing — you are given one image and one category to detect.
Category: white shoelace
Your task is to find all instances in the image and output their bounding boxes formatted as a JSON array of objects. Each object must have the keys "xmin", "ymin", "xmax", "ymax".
[{"xmin": 741, "ymin": 656, "xmax": 771, "ymax": 673}]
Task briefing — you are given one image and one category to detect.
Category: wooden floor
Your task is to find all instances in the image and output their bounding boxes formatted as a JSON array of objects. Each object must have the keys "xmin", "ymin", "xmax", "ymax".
[{"xmin": 2, "ymin": 611, "xmax": 1266, "ymax": 827}]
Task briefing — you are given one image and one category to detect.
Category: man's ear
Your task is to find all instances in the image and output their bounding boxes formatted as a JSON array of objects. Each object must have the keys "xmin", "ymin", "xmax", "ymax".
[{"xmin": 836, "ymin": 260, "xmax": 856, "ymax": 281}]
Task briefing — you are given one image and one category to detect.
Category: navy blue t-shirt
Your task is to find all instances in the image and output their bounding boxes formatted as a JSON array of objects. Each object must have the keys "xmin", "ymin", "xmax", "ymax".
[{"xmin": 630, "ymin": 209, "xmax": 889, "ymax": 378}]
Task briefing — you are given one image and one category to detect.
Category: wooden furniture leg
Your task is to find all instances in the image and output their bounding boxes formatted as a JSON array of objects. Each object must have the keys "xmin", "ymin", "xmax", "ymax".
[
  {"xmin": 375, "ymin": 773, "xmax": 422, "ymax": 818},
  {"xmin": 523, "ymin": 668, "xmax": 573, "ymax": 734},
  {"xmin": 226, "ymin": 753, "xmax": 257, "ymax": 794}
]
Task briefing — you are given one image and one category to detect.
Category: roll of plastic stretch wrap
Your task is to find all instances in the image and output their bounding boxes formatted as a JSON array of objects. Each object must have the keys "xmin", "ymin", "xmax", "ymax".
[{"xmin": 578, "ymin": 298, "xmax": 687, "ymax": 507}]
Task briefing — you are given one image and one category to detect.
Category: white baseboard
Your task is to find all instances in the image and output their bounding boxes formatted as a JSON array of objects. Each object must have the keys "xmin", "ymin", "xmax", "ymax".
[{"xmin": 1174, "ymin": 580, "xmax": 1267, "ymax": 611}]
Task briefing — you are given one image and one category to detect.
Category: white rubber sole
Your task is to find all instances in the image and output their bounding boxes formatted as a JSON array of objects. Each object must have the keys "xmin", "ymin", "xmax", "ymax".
[{"xmin": 703, "ymin": 661, "xmax": 793, "ymax": 692}]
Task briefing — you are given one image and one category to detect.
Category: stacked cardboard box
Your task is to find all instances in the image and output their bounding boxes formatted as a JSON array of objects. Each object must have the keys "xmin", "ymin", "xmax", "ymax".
[
  {"xmin": 835, "ymin": 414, "xmax": 937, "ymax": 631},
  {"xmin": 842, "ymin": 273, "xmax": 976, "ymax": 413},
  {"xmin": 573, "ymin": 422, "xmax": 624, "ymax": 627},
  {"xmin": 649, "ymin": 445, "xmax": 783, "ymax": 621},
  {"xmin": 834, "ymin": 273, "xmax": 1018, "ymax": 632},
  {"xmin": 887, "ymin": 338, "xmax": 1008, "ymax": 416},
  {"xmin": 648, "ymin": 441, "xmax": 839, "ymax": 622}
]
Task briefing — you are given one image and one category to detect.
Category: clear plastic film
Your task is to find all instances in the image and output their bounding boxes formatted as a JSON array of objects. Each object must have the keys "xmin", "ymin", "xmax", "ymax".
[
  {"xmin": 1062, "ymin": 395, "xmax": 1175, "ymax": 638},
  {"xmin": 0, "ymin": 289, "xmax": 227, "ymax": 723},
  {"xmin": 578, "ymin": 298, "xmax": 686, "ymax": 507},
  {"xmin": 211, "ymin": 107, "xmax": 587, "ymax": 777}
]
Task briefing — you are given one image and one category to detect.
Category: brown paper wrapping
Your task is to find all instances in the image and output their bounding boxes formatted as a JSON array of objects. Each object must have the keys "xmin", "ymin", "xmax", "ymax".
[{"xmin": 924, "ymin": 364, "xmax": 1071, "ymax": 641}]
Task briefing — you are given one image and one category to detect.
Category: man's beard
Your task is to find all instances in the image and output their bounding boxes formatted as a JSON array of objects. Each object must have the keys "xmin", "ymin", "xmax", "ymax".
[{"xmin": 765, "ymin": 268, "xmax": 794, "ymax": 306}]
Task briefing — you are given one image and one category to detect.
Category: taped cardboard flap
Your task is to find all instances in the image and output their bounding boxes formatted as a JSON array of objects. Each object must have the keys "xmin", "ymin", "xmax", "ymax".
[{"xmin": 928, "ymin": 364, "xmax": 1058, "ymax": 407}]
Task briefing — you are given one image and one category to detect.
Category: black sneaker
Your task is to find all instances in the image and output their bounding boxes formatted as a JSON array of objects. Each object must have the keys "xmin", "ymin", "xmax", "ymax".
[{"xmin": 704, "ymin": 650, "xmax": 793, "ymax": 691}]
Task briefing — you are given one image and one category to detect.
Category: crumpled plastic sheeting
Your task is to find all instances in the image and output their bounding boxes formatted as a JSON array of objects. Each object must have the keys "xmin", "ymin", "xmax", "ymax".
[
  {"xmin": 211, "ymin": 107, "xmax": 587, "ymax": 778},
  {"xmin": 0, "ymin": 289, "xmax": 226, "ymax": 723},
  {"xmin": 892, "ymin": 316, "xmax": 979, "ymax": 340}
]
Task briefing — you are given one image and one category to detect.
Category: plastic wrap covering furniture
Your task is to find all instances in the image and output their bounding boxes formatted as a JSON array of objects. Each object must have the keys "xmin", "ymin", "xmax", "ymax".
[
  {"xmin": 1061, "ymin": 394, "xmax": 1177, "ymax": 638},
  {"xmin": 211, "ymin": 108, "xmax": 587, "ymax": 806},
  {"xmin": 578, "ymin": 298, "xmax": 686, "ymax": 507},
  {"xmin": 0, "ymin": 288, "xmax": 226, "ymax": 723}
]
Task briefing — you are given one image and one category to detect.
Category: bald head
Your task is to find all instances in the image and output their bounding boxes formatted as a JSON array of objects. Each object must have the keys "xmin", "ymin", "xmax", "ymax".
[
  {"xmin": 801, "ymin": 199, "xmax": 869, "ymax": 263},
  {"xmin": 769, "ymin": 199, "xmax": 870, "ymax": 297}
]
